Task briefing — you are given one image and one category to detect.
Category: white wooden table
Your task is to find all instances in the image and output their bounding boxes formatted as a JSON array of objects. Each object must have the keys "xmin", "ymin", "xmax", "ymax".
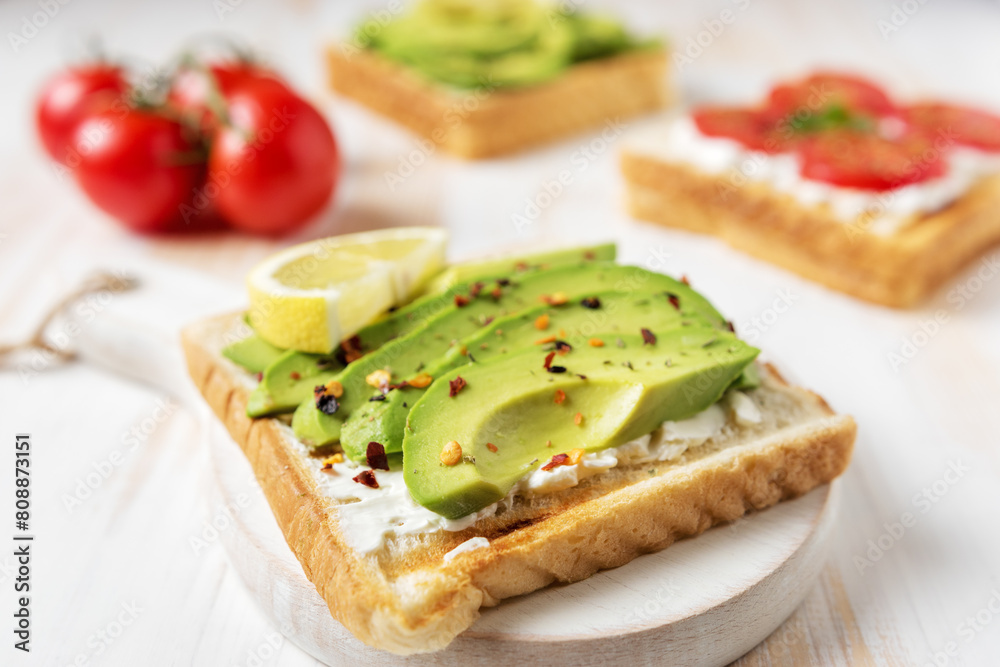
[{"xmin": 2, "ymin": 1, "xmax": 1000, "ymax": 665}]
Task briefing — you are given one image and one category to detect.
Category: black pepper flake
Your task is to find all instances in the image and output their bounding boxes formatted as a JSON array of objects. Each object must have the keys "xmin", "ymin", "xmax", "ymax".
[
  {"xmin": 641, "ymin": 328, "xmax": 657, "ymax": 345},
  {"xmin": 496, "ymin": 277, "xmax": 510, "ymax": 287},
  {"xmin": 316, "ymin": 394, "xmax": 340, "ymax": 415},
  {"xmin": 366, "ymin": 442, "xmax": 389, "ymax": 471},
  {"xmin": 666, "ymin": 292, "xmax": 681, "ymax": 310},
  {"xmin": 467, "ymin": 353, "xmax": 477, "ymax": 363},
  {"xmin": 353, "ymin": 470, "xmax": 378, "ymax": 488},
  {"xmin": 403, "ymin": 402, "xmax": 408, "ymax": 408},
  {"xmin": 547, "ymin": 365, "xmax": 567, "ymax": 373},
  {"xmin": 726, "ymin": 320, "xmax": 736, "ymax": 333},
  {"xmin": 449, "ymin": 376, "xmax": 467, "ymax": 397},
  {"xmin": 368, "ymin": 394, "xmax": 386, "ymax": 402},
  {"xmin": 543, "ymin": 351, "xmax": 556, "ymax": 370},
  {"xmin": 580, "ymin": 296, "xmax": 601, "ymax": 309},
  {"xmin": 554, "ymin": 340, "xmax": 573, "ymax": 353},
  {"xmin": 576, "ymin": 373, "xmax": 588, "ymax": 380}
]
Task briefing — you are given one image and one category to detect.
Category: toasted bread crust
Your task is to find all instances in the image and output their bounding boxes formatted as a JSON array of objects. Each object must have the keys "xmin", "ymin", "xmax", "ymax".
[
  {"xmin": 621, "ymin": 151, "xmax": 1000, "ymax": 308},
  {"xmin": 327, "ymin": 47, "xmax": 669, "ymax": 159},
  {"xmin": 182, "ymin": 313, "xmax": 854, "ymax": 654}
]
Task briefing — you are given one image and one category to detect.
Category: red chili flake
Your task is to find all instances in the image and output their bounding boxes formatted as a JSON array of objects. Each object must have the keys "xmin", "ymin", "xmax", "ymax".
[
  {"xmin": 515, "ymin": 262, "xmax": 529, "ymax": 272},
  {"xmin": 339, "ymin": 335, "xmax": 365, "ymax": 364},
  {"xmin": 543, "ymin": 351, "xmax": 556, "ymax": 370},
  {"xmin": 554, "ymin": 340, "xmax": 573, "ymax": 355},
  {"xmin": 253, "ymin": 372, "xmax": 263, "ymax": 382},
  {"xmin": 454, "ymin": 294, "xmax": 470, "ymax": 308},
  {"xmin": 353, "ymin": 470, "xmax": 379, "ymax": 488},
  {"xmin": 290, "ymin": 371, "xmax": 301, "ymax": 380},
  {"xmin": 486, "ymin": 442, "xmax": 498, "ymax": 453},
  {"xmin": 490, "ymin": 286, "xmax": 503, "ymax": 300},
  {"xmin": 641, "ymin": 328, "xmax": 657, "ymax": 345},
  {"xmin": 387, "ymin": 381, "xmax": 410, "ymax": 391},
  {"xmin": 449, "ymin": 376, "xmax": 467, "ymax": 397},
  {"xmin": 726, "ymin": 320, "xmax": 736, "ymax": 333},
  {"xmin": 366, "ymin": 442, "xmax": 389, "ymax": 471},
  {"xmin": 584, "ymin": 251, "xmax": 596, "ymax": 260},
  {"xmin": 542, "ymin": 453, "xmax": 570, "ymax": 471},
  {"xmin": 554, "ymin": 389, "xmax": 566, "ymax": 404},
  {"xmin": 469, "ymin": 282, "xmax": 485, "ymax": 298},
  {"xmin": 666, "ymin": 293, "xmax": 680, "ymax": 310},
  {"xmin": 681, "ymin": 275, "xmax": 691, "ymax": 286}
]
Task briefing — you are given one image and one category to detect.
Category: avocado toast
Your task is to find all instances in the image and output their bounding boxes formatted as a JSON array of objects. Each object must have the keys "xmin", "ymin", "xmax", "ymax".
[
  {"xmin": 327, "ymin": 0, "xmax": 668, "ymax": 158},
  {"xmin": 182, "ymin": 242, "xmax": 855, "ymax": 654}
]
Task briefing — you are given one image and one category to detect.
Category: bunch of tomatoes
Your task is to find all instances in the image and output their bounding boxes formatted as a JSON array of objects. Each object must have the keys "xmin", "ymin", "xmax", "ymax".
[
  {"xmin": 692, "ymin": 72, "xmax": 1000, "ymax": 191},
  {"xmin": 35, "ymin": 54, "xmax": 340, "ymax": 235}
]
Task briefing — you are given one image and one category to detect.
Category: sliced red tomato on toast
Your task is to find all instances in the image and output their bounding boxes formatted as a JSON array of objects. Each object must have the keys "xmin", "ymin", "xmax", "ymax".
[
  {"xmin": 798, "ymin": 129, "xmax": 946, "ymax": 191},
  {"xmin": 768, "ymin": 72, "xmax": 896, "ymax": 118},
  {"xmin": 691, "ymin": 107, "xmax": 792, "ymax": 153},
  {"xmin": 904, "ymin": 103, "xmax": 1000, "ymax": 152}
]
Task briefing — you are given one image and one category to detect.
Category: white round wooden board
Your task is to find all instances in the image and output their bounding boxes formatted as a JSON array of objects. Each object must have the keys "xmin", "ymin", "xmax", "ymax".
[{"xmin": 204, "ymin": 417, "xmax": 839, "ymax": 667}]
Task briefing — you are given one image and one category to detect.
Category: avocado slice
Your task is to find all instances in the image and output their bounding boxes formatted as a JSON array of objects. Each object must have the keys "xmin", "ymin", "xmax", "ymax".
[
  {"xmin": 420, "ymin": 242, "xmax": 615, "ymax": 295},
  {"xmin": 293, "ymin": 262, "xmax": 722, "ymax": 452},
  {"xmin": 222, "ymin": 334, "xmax": 285, "ymax": 373},
  {"xmin": 247, "ymin": 350, "xmax": 342, "ymax": 418},
  {"xmin": 246, "ymin": 245, "xmax": 614, "ymax": 417},
  {"xmin": 342, "ymin": 289, "xmax": 718, "ymax": 460},
  {"xmin": 404, "ymin": 330, "xmax": 759, "ymax": 519}
]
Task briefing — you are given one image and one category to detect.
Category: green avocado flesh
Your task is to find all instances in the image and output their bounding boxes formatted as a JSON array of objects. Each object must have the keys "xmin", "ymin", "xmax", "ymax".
[
  {"xmin": 419, "ymin": 242, "xmax": 615, "ymax": 296},
  {"xmin": 222, "ymin": 334, "xmax": 284, "ymax": 373},
  {"xmin": 404, "ymin": 331, "xmax": 758, "ymax": 519},
  {"xmin": 360, "ymin": 0, "xmax": 651, "ymax": 89},
  {"xmin": 341, "ymin": 289, "xmax": 720, "ymax": 461},
  {"xmin": 246, "ymin": 350, "xmax": 343, "ymax": 418},
  {"xmin": 292, "ymin": 262, "xmax": 725, "ymax": 452}
]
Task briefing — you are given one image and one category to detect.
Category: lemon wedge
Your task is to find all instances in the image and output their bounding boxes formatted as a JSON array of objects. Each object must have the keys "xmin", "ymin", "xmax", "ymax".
[{"xmin": 247, "ymin": 227, "xmax": 448, "ymax": 353}]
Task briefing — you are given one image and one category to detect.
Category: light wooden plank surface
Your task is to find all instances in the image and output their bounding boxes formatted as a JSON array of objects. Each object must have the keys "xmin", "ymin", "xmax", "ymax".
[{"xmin": 2, "ymin": 1, "xmax": 1000, "ymax": 665}]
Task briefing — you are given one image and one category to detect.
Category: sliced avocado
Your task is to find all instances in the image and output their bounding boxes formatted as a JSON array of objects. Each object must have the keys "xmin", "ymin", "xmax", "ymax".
[
  {"xmin": 247, "ymin": 350, "xmax": 342, "ymax": 418},
  {"xmin": 342, "ymin": 289, "xmax": 718, "ymax": 460},
  {"xmin": 422, "ymin": 243, "xmax": 615, "ymax": 296},
  {"xmin": 566, "ymin": 14, "xmax": 630, "ymax": 61},
  {"xmin": 404, "ymin": 330, "xmax": 759, "ymax": 519},
  {"xmin": 222, "ymin": 334, "xmax": 285, "ymax": 373},
  {"xmin": 294, "ymin": 262, "xmax": 725, "ymax": 453}
]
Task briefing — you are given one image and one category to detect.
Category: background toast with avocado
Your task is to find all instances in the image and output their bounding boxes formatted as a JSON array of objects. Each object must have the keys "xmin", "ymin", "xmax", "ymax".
[
  {"xmin": 182, "ymin": 248, "xmax": 855, "ymax": 654},
  {"xmin": 328, "ymin": 0, "xmax": 669, "ymax": 159}
]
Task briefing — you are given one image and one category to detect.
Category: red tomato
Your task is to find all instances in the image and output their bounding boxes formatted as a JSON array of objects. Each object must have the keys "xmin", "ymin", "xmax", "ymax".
[
  {"xmin": 904, "ymin": 103, "xmax": 1000, "ymax": 152},
  {"xmin": 798, "ymin": 130, "xmax": 946, "ymax": 191},
  {"xmin": 691, "ymin": 107, "xmax": 791, "ymax": 153},
  {"xmin": 207, "ymin": 79, "xmax": 339, "ymax": 234},
  {"xmin": 35, "ymin": 64, "xmax": 129, "ymax": 164},
  {"xmin": 168, "ymin": 62, "xmax": 284, "ymax": 134},
  {"xmin": 73, "ymin": 108, "xmax": 207, "ymax": 233},
  {"xmin": 768, "ymin": 72, "xmax": 896, "ymax": 118}
]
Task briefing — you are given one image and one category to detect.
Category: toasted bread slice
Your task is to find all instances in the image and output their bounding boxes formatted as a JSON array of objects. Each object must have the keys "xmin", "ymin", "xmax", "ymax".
[
  {"xmin": 621, "ymin": 150, "xmax": 1000, "ymax": 308},
  {"xmin": 182, "ymin": 312, "xmax": 855, "ymax": 654},
  {"xmin": 327, "ymin": 47, "xmax": 668, "ymax": 159}
]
